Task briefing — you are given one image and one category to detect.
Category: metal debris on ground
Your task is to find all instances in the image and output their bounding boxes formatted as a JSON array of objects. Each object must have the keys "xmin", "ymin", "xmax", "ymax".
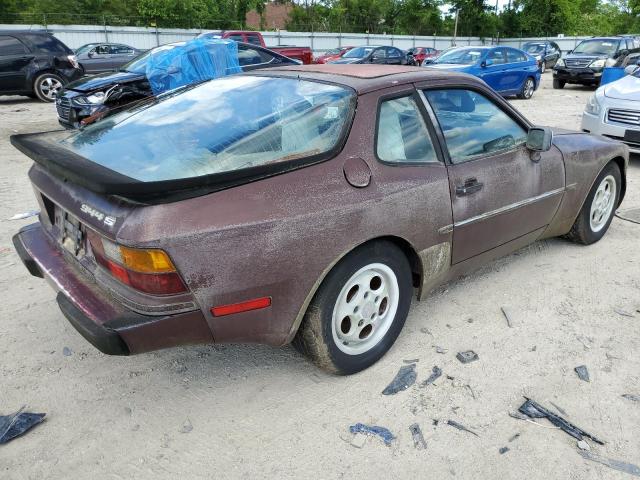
[
  {"xmin": 578, "ymin": 450, "xmax": 640, "ymax": 477},
  {"xmin": 0, "ymin": 407, "xmax": 46, "ymax": 445},
  {"xmin": 499, "ymin": 446, "xmax": 509, "ymax": 454},
  {"xmin": 349, "ymin": 423, "xmax": 395, "ymax": 446},
  {"xmin": 574, "ymin": 365, "xmax": 590, "ymax": 382},
  {"xmin": 421, "ymin": 366, "xmax": 442, "ymax": 387},
  {"xmin": 501, "ymin": 306, "xmax": 514, "ymax": 327},
  {"xmin": 456, "ymin": 351, "xmax": 479, "ymax": 364},
  {"xmin": 8, "ymin": 210, "xmax": 39, "ymax": 221},
  {"xmin": 409, "ymin": 423, "xmax": 427, "ymax": 450},
  {"xmin": 518, "ymin": 398, "xmax": 604, "ymax": 445},
  {"xmin": 445, "ymin": 419, "xmax": 479, "ymax": 437},
  {"xmin": 382, "ymin": 363, "xmax": 416, "ymax": 395},
  {"xmin": 622, "ymin": 394, "xmax": 640, "ymax": 402}
]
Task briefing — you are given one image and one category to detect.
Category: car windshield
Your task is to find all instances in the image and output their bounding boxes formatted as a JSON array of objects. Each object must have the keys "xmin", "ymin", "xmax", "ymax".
[
  {"xmin": 76, "ymin": 44, "xmax": 97, "ymax": 55},
  {"xmin": 524, "ymin": 43, "xmax": 545, "ymax": 54},
  {"xmin": 434, "ymin": 48, "xmax": 484, "ymax": 65},
  {"xmin": 343, "ymin": 47, "xmax": 374, "ymax": 58},
  {"xmin": 573, "ymin": 39, "xmax": 619, "ymax": 55},
  {"xmin": 120, "ymin": 43, "xmax": 180, "ymax": 73},
  {"xmin": 59, "ymin": 76, "xmax": 355, "ymax": 182}
]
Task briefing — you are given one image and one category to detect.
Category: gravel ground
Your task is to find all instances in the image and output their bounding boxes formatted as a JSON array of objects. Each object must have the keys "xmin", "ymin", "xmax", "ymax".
[{"xmin": 1, "ymin": 74, "xmax": 639, "ymax": 480}]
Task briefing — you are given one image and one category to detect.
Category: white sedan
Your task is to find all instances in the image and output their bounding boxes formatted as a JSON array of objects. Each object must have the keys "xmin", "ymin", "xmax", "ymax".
[{"xmin": 582, "ymin": 68, "xmax": 640, "ymax": 153}]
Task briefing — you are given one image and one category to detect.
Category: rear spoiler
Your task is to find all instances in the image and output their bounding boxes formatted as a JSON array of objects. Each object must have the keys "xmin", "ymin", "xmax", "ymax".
[{"xmin": 10, "ymin": 130, "xmax": 333, "ymax": 204}]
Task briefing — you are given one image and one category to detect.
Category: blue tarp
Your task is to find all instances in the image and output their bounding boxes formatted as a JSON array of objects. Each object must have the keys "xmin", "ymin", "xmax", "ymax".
[
  {"xmin": 601, "ymin": 67, "xmax": 626, "ymax": 86},
  {"xmin": 145, "ymin": 38, "xmax": 242, "ymax": 95}
]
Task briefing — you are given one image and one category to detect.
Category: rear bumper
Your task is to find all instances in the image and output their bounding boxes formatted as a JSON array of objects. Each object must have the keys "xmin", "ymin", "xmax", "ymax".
[{"xmin": 13, "ymin": 223, "xmax": 214, "ymax": 355}]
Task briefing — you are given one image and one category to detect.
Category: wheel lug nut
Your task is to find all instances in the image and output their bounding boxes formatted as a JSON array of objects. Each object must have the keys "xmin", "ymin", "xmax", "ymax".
[{"xmin": 358, "ymin": 320, "xmax": 364, "ymax": 327}]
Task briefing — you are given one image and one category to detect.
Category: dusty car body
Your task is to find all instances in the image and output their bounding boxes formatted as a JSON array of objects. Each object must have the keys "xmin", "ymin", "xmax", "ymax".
[{"xmin": 12, "ymin": 65, "xmax": 628, "ymax": 374}]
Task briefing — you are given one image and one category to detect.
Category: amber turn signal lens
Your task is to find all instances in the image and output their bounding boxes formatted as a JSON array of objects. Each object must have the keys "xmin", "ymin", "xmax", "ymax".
[{"xmin": 119, "ymin": 246, "xmax": 176, "ymax": 273}]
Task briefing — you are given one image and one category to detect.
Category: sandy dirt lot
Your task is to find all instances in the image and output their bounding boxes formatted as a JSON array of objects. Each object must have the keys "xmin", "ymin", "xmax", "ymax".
[{"xmin": 1, "ymin": 74, "xmax": 639, "ymax": 480}]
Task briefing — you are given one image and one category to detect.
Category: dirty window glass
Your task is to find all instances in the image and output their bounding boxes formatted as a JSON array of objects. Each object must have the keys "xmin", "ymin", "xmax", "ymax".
[
  {"xmin": 376, "ymin": 96, "xmax": 438, "ymax": 164},
  {"xmin": 0, "ymin": 35, "xmax": 28, "ymax": 55},
  {"xmin": 425, "ymin": 89, "xmax": 527, "ymax": 164},
  {"xmin": 59, "ymin": 76, "xmax": 355, "ymax": 182},
  {"xmin": 487, "ymin": 49, "xmax": 507, "ymax": 64},
  {"xmin": 506, "ymin": 49, "xmax": 527, "ymax": 63}
]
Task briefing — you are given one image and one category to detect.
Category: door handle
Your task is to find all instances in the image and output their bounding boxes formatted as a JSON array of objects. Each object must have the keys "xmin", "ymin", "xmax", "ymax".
[{"xmin": 456, "ymin": 178, "xmax": 483, "ymax": 196}]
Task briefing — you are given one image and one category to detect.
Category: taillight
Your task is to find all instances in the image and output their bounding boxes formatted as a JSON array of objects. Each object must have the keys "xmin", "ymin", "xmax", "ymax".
[
  {"xmin": 67, "ymin": 54, "xmax": 80, "ymax": 69},
  {"xmin": 87, "ymin": 230, "xmax": 187, "ymax": 295}
]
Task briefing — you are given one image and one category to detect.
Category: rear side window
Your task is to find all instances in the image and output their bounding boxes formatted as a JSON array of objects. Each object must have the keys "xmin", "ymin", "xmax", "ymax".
[
  {"xmin": 111, "ymin": 45, "xmax": 134, "ymax": 54},
  {"xmin": 60, "ymin": 77, "xmax": 356, "ymax": 182},
  {"xmin": 22, "ymin": 33, "xmax": 69, "ymax": 53},
  {"xmin": 425, "ymin": 89, "xmax": 527, "ymax": 164},
  {"xmin": 506, "ymin": 49, "xmax": 527, "ymax": 63},
  {"xmin": 376, "ymin": 96, "xmax": 438, "ymax": 164},
  {"xmin": 487, "ymin": 49, "xmax": 506, "ymax": 64},
  {"xmin": 237, "ymin": 45, "xmax": 273, "ymax": 66},
  {"xmin": 0, "ymin": 35, "xmax": 28, "ymax": 55},
  {"xmin": 227, "ymin": 34, "xmax": 244, "ymax": 42},
  {"xmin": 387, "ymin": 47, "xmax": 402, "ymax": 58}
]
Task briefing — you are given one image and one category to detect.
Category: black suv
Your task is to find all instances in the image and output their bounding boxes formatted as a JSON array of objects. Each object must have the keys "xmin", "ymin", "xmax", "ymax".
[
  {"xmin": 0, "ymin": 31, "xmax": 83, "ymax": 102},
  {"xmin": 552, "ymin": 36, "xmax": 639, "ymax": 89},
  {"xmin": 522, "ymin": 41, "xmax": 561, "ymax": 73}
]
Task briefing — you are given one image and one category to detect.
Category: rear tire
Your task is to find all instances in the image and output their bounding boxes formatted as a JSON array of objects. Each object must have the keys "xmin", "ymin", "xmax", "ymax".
[
  {"xmin": 33, "ymin": 73, "xmax": 64, "ymax": 102},
  {"xmin": 553, "ymin": 78, "xmax": 565, "ymax": 89},
  {"xmin": 541, "ymin": 62, "xmax": 546, "ymax": 74},
  {"xmin": 293, "ymin": 241, "xmax": 413, "ymax": 375},
  {"xmin": 565, "ymin": 162, "xmax": 621, "ymax": 245},
  {"xmin": 517, "ymin": 77, "xmax": 535, "ymax": 99}
]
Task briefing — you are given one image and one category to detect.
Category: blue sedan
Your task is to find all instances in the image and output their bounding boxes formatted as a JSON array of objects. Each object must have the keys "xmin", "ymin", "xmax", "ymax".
[{"xmin": 425, "ymin": 46, "xmax": 541, "ymax": 99}]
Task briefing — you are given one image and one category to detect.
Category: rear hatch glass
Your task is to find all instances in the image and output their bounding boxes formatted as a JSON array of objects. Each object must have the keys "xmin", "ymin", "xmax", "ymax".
[{"xmin": 60, "ymin": 76, "xmax": 355, "ymax": 182}]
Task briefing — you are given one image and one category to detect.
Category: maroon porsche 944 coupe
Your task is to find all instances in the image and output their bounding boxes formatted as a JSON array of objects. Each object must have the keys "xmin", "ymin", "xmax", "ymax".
[{"xmin": 13, "ymin": 65, "xmax": 628, "ymax": 374}]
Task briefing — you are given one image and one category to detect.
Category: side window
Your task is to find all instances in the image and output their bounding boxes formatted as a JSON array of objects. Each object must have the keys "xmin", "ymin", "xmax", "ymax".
[
  {"xmin": 387, "ymin": 47, "xmax": 402, "ymax": 58},
  {"xmin": 246, "ymin": 34, "xmax": 262, "ymax": 46},
  {"xmin": 227, "ymin": 34, "xmax": 244, "ymax": 42},
  {"xmin": 237, "ymin": 45, "xmax": 273, "ymax": 66},
  {"xmin": 0, "ymin": 35, "xmax": 28, "ymax": 55},
  {"xmin": 376, "ymin": 96, "xmax": 438, "ymax": 164},
  {"xmin": 424, "ymin": 89, "xmax": 527, "ymax": 164},
  {"xmin": 373, "ymin": 48, "xmax": 386, "ymax": 59},
  {"xmin": 487, "ymin": 49, "xmax": 506, "ymax": 64},
  {"xmin": 112, "ymin": 45, "xmax": 134, "ymax": 54},
  {"xmin": 506, "ymin": 49, "xmax": 526, "ymax": 63}
]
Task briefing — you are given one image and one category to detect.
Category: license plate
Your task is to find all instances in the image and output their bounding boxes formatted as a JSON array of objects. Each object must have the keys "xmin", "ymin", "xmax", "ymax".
[
  {"xmin": 623, "ymin": 129, "xmax": 640, "ymax": 143},
  {"xmin": 55, "ymin": 207, "xmax": 85, "ymax": 256}
]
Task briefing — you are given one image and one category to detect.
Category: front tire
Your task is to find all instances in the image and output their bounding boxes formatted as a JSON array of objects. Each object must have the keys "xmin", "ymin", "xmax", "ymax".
[
  {"xmin": 33, "ymin": 73, "xmax": 64, "ymax": 102},
  {"xmin": 293, "ymin": 241, "xmax": 413, "ymax": 375},
  {"xmin": 565, "ymin": 162, "xmax": 621, "ymax": 245},
  {"xmin": 553, "ymin": 78, "xmax": 565, "ymax": 89},
  {"xmin": 518, "ymin": 77, "xmax": 535, "ymax": 99}
]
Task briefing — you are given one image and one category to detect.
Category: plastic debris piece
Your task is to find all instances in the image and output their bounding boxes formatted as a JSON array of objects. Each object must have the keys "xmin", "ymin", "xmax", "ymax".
[
  {"xmin": 578, "ymin": 450, "xmax": 640, "ymax": 477},
  {"xmin": 518, "ymin": 398, "xmax": 604, "ymax": 445},
  {"xmin": 622, "ymin": 394, "xmax": 640, "ymax": 402},
  {"xmin": 499, "ymin": 446, "xmax": 509, "ymax": 454},
  {"xmin": 614, "ymin": 308, "xmax": 635, "ymax": 318},
  {"xmin": 435, "ymin": 346, "xmax": 447, "ymax": 354},
  {"xmin": 575, "ymin": 365, "xmax": 590, "ymax": 382},
  {"xmin": 501, "ymin": 306, "xmax": 514, "ymax": 327},
  {"xmin": 62, "ymin": 347, "xmax": 72, "ymax": 357},
  {"xmin": 456, "ymin": 351, "xmax": 479, "ymax": 364},
  {"xmin": 9, "ymin": 210, "xmax": 39, "ymax": 221},
  {"xmin": 422, "ymin": 366, "xmax": 442, "ymax": 387},
  {"xmin": 409, "ymin": 423, "xmax": 427, "ymax": 450},
  {"xmin": 577, "ymin": 440, "xmax": 590, "ymax": 451},
  {"xmin": 349, "ymin": 423, "xmax": 395, "ymax": 446},
  {"xmin": 180, "ymin": 418, "xmax": 193, "ymax": 433},
  {"xmin": 0, "ymin": 407, "xmax": 46, "ymax": 444},
  {"xmin": 508, "ymin": 433, "xmax": 520, "ymax": 442},
  {"xmin": 446, "ymin": 419, "xmax": 479, "ymax": 437},
  {"xmin": 382, "ymin": 364, "xmax": 416, "ymax": 395}
]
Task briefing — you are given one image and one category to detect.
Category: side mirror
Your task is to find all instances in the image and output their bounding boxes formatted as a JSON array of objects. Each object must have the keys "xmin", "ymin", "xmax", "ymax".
[
  {"xmin": 624, "ymin": 65, "xmax": 638, "ymax": 75},
  {"xmin": 526, "ymin": 127, "xmax": 553, "ymax": 152},
  {"xmin": 482, "ymin": 59, "xmax": 493, "ymax": 68},
  {"xmin": 567, "ymin": 50, "xmax": 573, "ymax": 54},
  {"xmin": 88, "ymin": 51, "xmax": 94, "ymax": 58}
]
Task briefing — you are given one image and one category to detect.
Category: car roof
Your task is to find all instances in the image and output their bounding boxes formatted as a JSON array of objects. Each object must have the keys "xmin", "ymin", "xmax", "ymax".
[
  {"xmin": 0, "ymin": 30, "xmax": 52, "ymax": 36},
  {"xmin": 251, "ymin": 64, "xmax": 480, "ymax": 94}
]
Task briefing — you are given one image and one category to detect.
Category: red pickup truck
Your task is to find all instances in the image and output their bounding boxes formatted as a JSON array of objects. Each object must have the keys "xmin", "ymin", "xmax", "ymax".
[{"xmin": 198, "ymin": 30, "xmax": 313, "ymax": 65}]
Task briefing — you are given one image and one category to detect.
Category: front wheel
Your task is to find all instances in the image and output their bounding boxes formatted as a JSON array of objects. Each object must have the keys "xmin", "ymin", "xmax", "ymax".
[
  {"xmin": 293, "ymin": 241, "xmax": 413, "ymax": 374},
  {"xmin": 553, "ymin": 78, "xmax": 565, "ymax": 89},
  {"xmin": 518, "ymin": 77, "xmax": 535, "ymax": 99},
  {"xmin": 541, "ymin": 61, "xmax": 546, "ymax": 74},
  {"xmin": 565, "ymin": 162, "xmax": 621, "ymax": 245}
]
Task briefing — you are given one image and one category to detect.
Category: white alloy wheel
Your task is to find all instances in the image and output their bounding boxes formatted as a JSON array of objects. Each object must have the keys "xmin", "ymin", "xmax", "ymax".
[
  {"xmin": 331, "ymin": 263, "xmax": 399, "ymax": 355},
  {"xmin": 589, "ymin": 174, "xmax": 616, "ymax": 232}
]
